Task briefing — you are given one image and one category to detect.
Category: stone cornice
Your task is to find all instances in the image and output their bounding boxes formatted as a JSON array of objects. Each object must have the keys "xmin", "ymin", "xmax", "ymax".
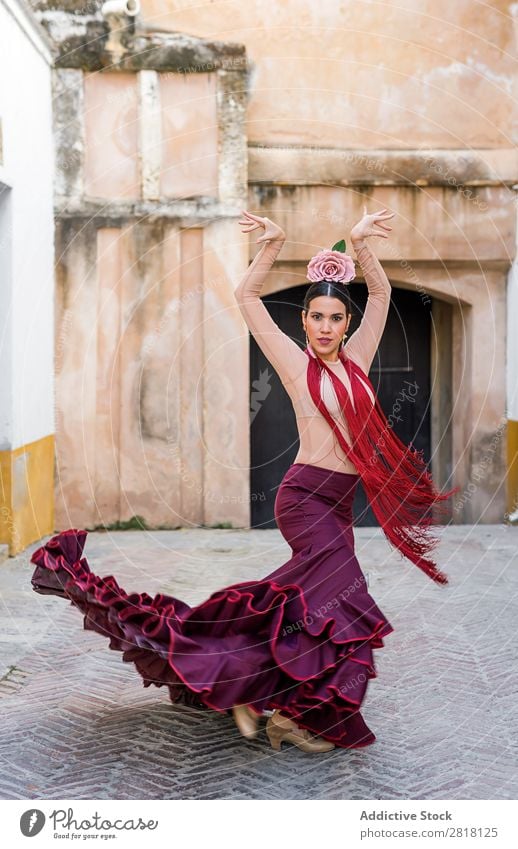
[
  {"xmin": 249, "ymin": 145, "xmax": 518, "ymax": 187},
  {"xmin": 33, "ymin": 9, "xmax": 247, "ymax": 71}
]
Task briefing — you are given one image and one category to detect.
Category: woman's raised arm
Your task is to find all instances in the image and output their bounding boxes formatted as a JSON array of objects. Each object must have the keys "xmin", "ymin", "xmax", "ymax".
[
  {"xmin": 234, "ymin": 212, "xmax": 308, "ymax": 385},
  {"xmin": 342, "ymin": 208, "xmax": 395, "ymax": 374}
]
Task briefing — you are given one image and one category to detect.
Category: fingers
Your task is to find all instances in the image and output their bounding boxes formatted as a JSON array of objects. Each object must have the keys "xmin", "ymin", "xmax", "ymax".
[
  {"xmin": 367, "ymin": 208, "xmax": 395, "ymax": 217},
  {"xmin": 239, "ymin": 210, "xmax": 267, "ymax": 235},
  {"xmin": 240, "ymin": 210, "xmax": 264, "ymax": 222},
  {"xmin": 362, "ymin": 206, "xmax": 395, "ymax": 221},
  {"xmin": 239, "ymin": 210, "xmax": 261, "ymax": 231},
  {"xmin": 366, "ymin": 225, "xmax": 390, "ymax": 238}
]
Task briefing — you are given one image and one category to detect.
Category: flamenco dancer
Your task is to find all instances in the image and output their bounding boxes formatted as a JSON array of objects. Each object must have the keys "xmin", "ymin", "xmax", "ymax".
[{"xmin": 31, "ymin": 206, "xmax": 458, "ymax": 754}]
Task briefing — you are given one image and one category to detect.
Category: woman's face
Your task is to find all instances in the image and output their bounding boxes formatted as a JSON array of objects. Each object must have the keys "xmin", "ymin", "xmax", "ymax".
[{"xmin": 302, "ymin": 295, "xmax": 351, "ymax": 359}]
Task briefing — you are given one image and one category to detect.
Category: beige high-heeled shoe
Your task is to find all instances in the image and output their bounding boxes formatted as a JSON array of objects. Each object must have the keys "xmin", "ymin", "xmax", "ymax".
[
  {"xmin": 266, "ymin": 710, "xmax": 335, "ymax": 753},
  {"xmin": 232, "ymin": 704, "xmax": 260, "ymax": 739}
]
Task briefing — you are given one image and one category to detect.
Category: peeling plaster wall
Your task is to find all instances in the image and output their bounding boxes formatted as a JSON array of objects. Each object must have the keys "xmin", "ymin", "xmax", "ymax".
[
  {"xmin": 32, "ymin": 10, "xmax": 250, "ymax": 529},
  {"xmin": 29, "ymin": 1, "xmax": 517, "ymax": 527},
  {"xmin": 140, "ymin": 0, "xmax": 517, "ymax": 149}
]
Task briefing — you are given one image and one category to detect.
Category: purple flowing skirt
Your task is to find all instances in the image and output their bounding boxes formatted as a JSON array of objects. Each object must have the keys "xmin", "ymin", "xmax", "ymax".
[{"xmin": 30, "ymin": 462, "xmax": 394, "ymax": 748}]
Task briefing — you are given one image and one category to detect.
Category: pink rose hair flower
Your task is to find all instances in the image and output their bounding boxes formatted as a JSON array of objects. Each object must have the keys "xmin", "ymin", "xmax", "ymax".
[{"xmin": 306, "ymin": 247, "xmax": 356, "ymax": 285}]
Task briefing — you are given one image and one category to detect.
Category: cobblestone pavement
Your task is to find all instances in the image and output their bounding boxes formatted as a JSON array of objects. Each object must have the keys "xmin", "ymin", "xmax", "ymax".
[{"xmin": 0, "ymin": 523, "xmax": 517, "ymax": 800}]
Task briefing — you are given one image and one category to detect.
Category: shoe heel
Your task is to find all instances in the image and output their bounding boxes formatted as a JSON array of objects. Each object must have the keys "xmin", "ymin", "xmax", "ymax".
[
  {"xmin": 266, "ymin": 724, "xmax": 283, "ymax": 751},
  {"xmin": 266, "ymin": 713, "xmax": 336, "ymax": 753}
]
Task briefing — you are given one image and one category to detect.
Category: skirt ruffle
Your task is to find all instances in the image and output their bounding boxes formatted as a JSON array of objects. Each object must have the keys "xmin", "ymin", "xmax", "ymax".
[{"xmin": 31, "ymin": 526, "xmax": 393, "ymax": 749}]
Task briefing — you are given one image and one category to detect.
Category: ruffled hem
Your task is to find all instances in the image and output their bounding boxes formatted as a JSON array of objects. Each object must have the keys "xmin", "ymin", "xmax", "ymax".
[{"xmin": 30, "ymin": 528, "xmax": 394, "ymax": 749}]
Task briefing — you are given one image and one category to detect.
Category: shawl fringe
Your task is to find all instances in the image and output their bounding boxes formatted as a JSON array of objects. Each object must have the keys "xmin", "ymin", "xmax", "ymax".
[{"xmin": 305, "ymin": 347, "xmax": 459, "ymax": 585}]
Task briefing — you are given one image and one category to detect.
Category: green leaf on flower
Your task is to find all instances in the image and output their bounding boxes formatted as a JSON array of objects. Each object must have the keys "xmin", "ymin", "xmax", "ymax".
[{"xmin": 331, "ymin": 238, "xmax": 346, "ymax": 252}]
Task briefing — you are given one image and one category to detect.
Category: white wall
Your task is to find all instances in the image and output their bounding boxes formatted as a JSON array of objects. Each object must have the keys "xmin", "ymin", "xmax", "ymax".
[
  {"xmin": 0, "ymin": 0, "xmax": 54, "ymax": 450},
  {"xmin": 508, "ymin": 214, "xmax": 518, "ymax": 423}
]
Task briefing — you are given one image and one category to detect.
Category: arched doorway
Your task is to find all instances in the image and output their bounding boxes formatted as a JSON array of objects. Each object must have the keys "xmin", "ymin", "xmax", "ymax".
[{"xmin": 250, "ymin": 282, "xmax": 434, "ymax": 528}]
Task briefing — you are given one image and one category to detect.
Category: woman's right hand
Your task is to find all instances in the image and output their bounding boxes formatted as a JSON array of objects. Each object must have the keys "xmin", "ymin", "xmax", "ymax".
[
  {"xmin": 239, "ymin": 210, "xmax": 286, "ymax": 243},
  {"xmin": 350, "ymin": 205, "xmax": 395, "ymax": 244}
]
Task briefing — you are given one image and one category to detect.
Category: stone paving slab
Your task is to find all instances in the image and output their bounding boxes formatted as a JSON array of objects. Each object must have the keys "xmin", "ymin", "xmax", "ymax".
[{"xmin": 0, "ymin": 523, "xmax": 516, "ymax": 800}]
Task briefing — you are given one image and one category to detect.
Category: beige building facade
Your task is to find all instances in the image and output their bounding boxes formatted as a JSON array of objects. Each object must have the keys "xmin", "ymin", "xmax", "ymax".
[{"xmin": 1, "ymin": 0, "xmax": 515, "ymax": 554}]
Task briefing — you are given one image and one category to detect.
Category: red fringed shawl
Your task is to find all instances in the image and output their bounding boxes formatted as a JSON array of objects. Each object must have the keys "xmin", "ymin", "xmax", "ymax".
[{"xmin": 305, "ymin": 347, "xmax": 460, "ymax": 585}]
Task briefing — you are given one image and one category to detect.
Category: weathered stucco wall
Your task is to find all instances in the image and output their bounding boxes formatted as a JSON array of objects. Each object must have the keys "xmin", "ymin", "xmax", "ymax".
[
  {"xmin": 32, "ymin": 13, "xmax": 250, "ymax": 531},
  {"xmin": 30, "ymin": 0, "xmax": 517, "ymax": 528},
  {"xmin": 140, "ymin": 0, "xmax": 517, "ymax": 149}
]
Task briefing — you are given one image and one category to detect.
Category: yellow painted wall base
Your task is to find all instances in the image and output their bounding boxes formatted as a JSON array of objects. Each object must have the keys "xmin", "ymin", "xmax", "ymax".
[
  {"xmin": 507, "ymin": 419, "xmax": 518, "ymax": 518},
  {"xmin": 0, "ymin": 434, "xmax": 55, "ymax": 557}
]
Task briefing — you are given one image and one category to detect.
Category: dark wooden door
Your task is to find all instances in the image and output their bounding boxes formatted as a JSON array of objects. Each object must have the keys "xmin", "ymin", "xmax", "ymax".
[{"xmin": 250, "ymin": 283, "xmax": 432, "ymax": 528}]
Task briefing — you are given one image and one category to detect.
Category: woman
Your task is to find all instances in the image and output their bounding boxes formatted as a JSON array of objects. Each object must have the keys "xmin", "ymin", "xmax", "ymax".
[{"xmin": 31, "ymin": 206, "xmax": 456, "ymax": 754}]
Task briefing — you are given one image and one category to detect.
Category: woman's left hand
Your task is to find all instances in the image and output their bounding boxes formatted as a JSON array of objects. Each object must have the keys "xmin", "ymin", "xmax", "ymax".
[{"xmin": 350, "ymin": 206, "xmax": 395, "ymax": 243}]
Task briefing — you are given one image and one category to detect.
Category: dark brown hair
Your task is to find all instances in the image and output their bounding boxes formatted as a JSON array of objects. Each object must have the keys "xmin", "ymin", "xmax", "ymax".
[{"xmin": 302, "ymin": 280, "xmax": 354, "ymax": 317}]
